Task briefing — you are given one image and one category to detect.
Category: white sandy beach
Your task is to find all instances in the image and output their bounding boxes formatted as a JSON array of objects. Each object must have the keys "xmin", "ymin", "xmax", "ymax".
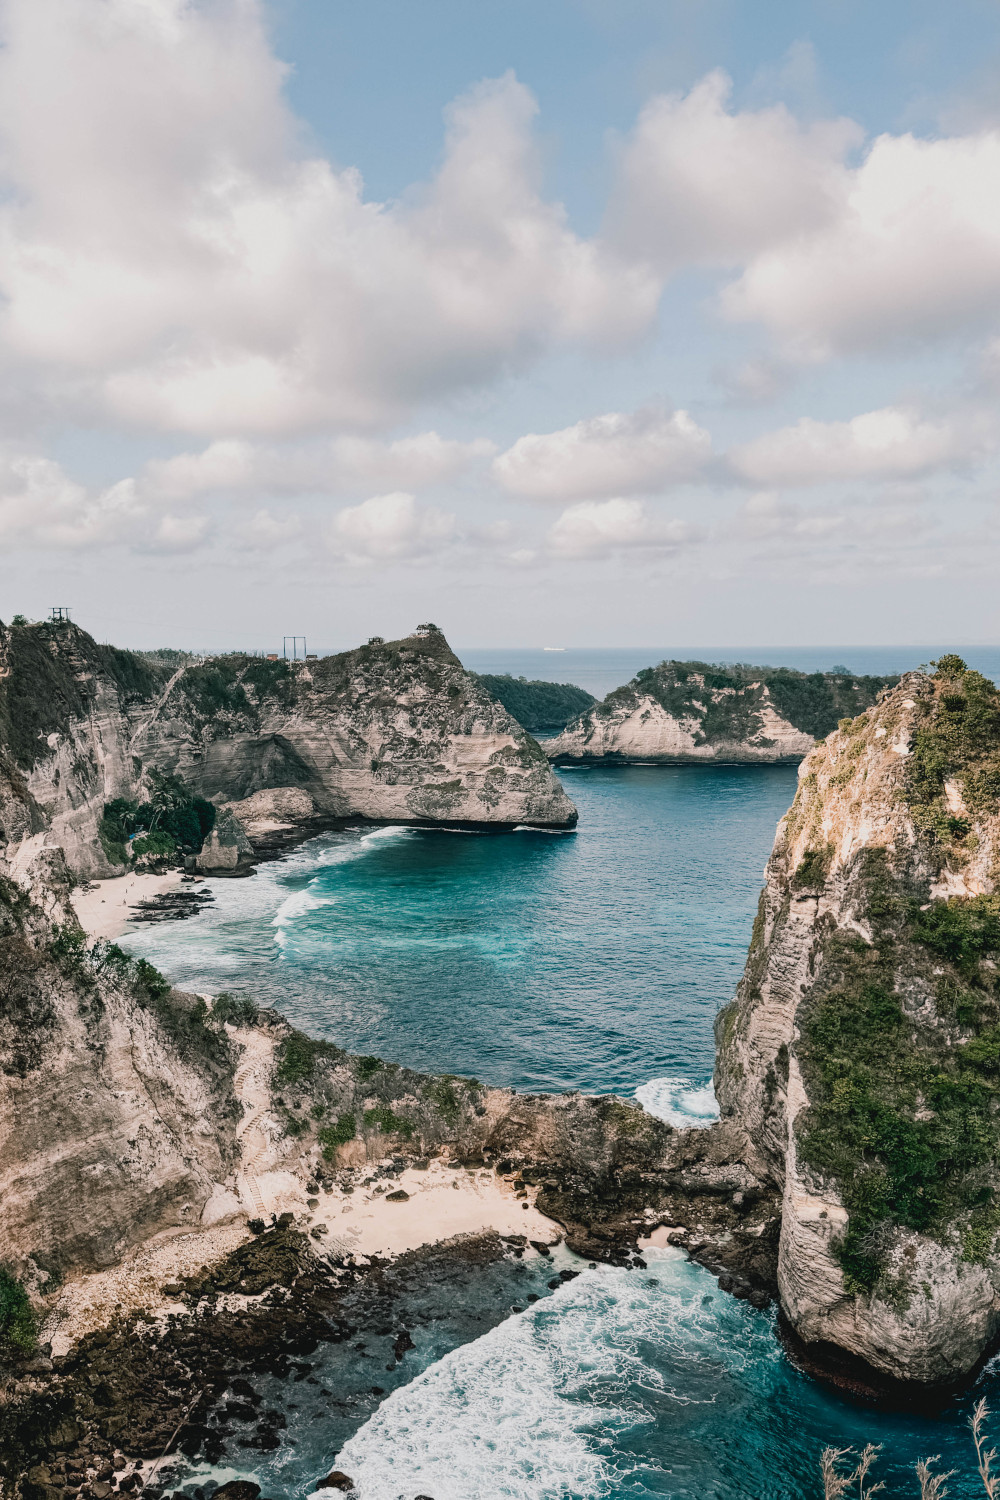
[{"xmin": 70, "ymin": 869, "xmax": 187, "ymax": 941}]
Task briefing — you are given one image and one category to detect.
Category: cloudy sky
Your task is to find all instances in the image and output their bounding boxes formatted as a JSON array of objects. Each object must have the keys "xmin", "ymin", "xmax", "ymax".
[{"xmin": 3, "ymin": 0, "xmax": 1000, "ymax": 651}]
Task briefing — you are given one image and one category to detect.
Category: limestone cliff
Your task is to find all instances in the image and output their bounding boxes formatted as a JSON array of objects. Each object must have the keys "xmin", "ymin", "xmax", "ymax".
[
  {"xmin": 545, "ymin": 660, "xmax": 896, "ymax": 765},
  {"xmin": 0, "ymin": 620, "xmax": 170, "ymax": 879},
  {"xmin": 0, "ymin": 868, "xmax": 240, "ymax": 1285},
  {"xmin": 715, "ymin": 658, "xmax": 1000, "ymax": 1383},
  {"xmin": 133, "ymin": 625, "xmax": 576, "ymax": 830},
  {"xmin": 0, "ymin": 620, "xmax": 576, "ymax": 885}
]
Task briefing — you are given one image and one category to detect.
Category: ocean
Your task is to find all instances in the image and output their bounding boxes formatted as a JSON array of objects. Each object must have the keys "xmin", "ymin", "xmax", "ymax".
[
  {"xmin": 455, "ymin": 645, "xmax": 1000, "ymax": 701},
  {"xmin": 121, "ymin": 766, "xmax": 1000, "ymax": 1498}
]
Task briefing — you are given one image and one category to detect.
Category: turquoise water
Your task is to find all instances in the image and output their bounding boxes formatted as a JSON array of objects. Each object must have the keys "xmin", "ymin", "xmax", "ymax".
[
  {"xmin": 123, "ymin": 767, "xmax": 1000, "ymax": 1499},
  {"xmin": 122, "ymin": 766, "xmax": 797, "ymax": 1102}
]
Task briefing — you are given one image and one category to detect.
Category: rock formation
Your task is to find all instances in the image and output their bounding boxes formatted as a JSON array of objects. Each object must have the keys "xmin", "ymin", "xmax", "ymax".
[
  {"xmin": 545, "ymin": 660, "xmax": 896, "ymax": 765},
  {"xmin": 716, "ymin": 658, "xmax": 1000, "ymax": 1383},
  {"xmin": 134, "ymin": 625, "xmax": 576, "ymax": 832},
  {"xmin": 0, "ymin": 619, "xmax": 576, "ymax": 887},
  {"xmin": 0, "ymin": 865, "xmax": 241, "ymax": 1283}
]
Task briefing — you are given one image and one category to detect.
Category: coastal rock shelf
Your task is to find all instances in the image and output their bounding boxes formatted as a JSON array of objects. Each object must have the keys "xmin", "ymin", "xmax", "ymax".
[{"xmin": 545, "ymin": 659, "xmax": 896, "ymax": 765}]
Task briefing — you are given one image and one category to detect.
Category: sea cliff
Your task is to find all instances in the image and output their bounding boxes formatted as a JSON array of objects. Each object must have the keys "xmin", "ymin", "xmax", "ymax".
[
  {"xmin": 716, "ymin": 658, "xmax": 1000, "ymax": 1383},
  {"xmin": 0, "ymin": 619, "xmax": 576, "ymax": 891},
  {"xmin": 545, "ymin": 660, "xmax": 896, "ymax": 765}
]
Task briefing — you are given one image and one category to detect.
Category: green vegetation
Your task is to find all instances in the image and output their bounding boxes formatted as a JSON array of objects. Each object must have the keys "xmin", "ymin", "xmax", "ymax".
[
  {"xmin": 796, "ymin": 851, "xmax": 1000, "ymax": 1294},
  {"xmin": 99, "ymin": 770, "xmax": 216, "ymax": 866},
  {"xmin": 131, "ymin": 830, "xmax": 176, "ymax": 862},
  {"xmin": 318, "ymin": 1113, "xmax": 357, "ymax": 1159},
  {"xmin": 474, "ymin": 674, "xmax": 595, "ymax": 733},
  {"xmin": 354, "ymin": 1055, "xmax": 384, "ymax": 1079},
  {"xmin": 792, "ymin": 844, "xmax": 834, "ymax": 891},
  {"xmin": 0, "ymin": 1268, "xmax": 36, "ymax": 1359},
  {"xmin": 424, "ymin": 1076, "xmax": 461, "ymax": 1124},
  {"xmin": 592, "ymin": 660, "xmax": 897, "ymax": 746},
  {"xmin": 273, "ymin": 1030, "xmax": 343, "ymax": 1086},
  {"xmin": 176, "ymin": 654, "xmax": 295, "ymax": 729},
  {"xmin": 0, "ymin": 619, "xmax": 170, "ymax": 772},
  {"xmin": 907, "ymin": 657, "xmax": 1000, "ymax": 855},
  {"xmin": 134, "ymin": 648, "xmax": 196, "ymax": 667},
  {"xmin": 211, "ymin": 992, "xmax": 259, "ymax": 1027},
  {"xmin": 363, "ymin": 1105, "xmax": 414, "ymax": 1139}
]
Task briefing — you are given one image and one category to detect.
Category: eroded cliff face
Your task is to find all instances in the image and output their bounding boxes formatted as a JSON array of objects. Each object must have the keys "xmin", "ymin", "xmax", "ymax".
[
  {"xmin": 0, "ymin": 621, "xmax": 169, "ymax": 879},
  {"xmin": 715, "ymin": 661, "xmax": 1000, "ymax": 1383},
  {"xmin": 546, "ymin": 660, "xmax": 896, "ymax": 765},
  {"xmin": 0, "ymin": 871, "xmax": 240, "ymax": 1285},
  {"xmin": 0, "ymin": 621, "xmax": 575, "ymax": 886},
  {"xmin": 134, "ymin": 627, "xmax": 575, "ymax": 829}
]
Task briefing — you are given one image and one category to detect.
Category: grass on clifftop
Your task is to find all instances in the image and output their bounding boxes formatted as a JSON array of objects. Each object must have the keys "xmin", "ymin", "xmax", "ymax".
[
  {"xmin": 592, "ymin": 661, "xmax": 896, "ymax": 745},
  {"xmin": 906, "ymin": 654, "xmax": 1000, "ymax": 851}
]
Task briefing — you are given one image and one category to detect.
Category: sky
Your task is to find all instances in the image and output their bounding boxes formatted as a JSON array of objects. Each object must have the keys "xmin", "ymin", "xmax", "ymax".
[{"xmin": 3, "ymin": 0, "xmax": 1000, "ymax": 651}]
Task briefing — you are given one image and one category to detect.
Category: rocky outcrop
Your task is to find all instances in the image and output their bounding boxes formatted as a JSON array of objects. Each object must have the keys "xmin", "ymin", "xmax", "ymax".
[
  {"xmin": 545, "ymin": 660, "xmax": 896, "ymax": 765},
  {"xmin": 0, "ymin": 872, "xmax": 240, "ymax": 1284},
  {"xmin": 0, "ymin": 620, "xmax": 576, "ymax": 886},
  {"xmin": 0, "ymin": 620, "xmax": 170, "ymax": 879},
  {"xmin": 715, "ymin": 658, "xmax": 1000, "ymax": 1384},
  {"xmin": 197, "ymin": 806, "xmax": 254, "ymax": 872},
  {"xmin": 134, "ymin": 625, "xmax": 576, "ymax": 831}
]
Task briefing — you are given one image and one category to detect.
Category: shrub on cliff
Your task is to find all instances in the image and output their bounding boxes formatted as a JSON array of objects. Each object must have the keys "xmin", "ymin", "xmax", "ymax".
[{"xmin": 0, "ymin": 1267, "xmax": 36, "ymax": 1360}]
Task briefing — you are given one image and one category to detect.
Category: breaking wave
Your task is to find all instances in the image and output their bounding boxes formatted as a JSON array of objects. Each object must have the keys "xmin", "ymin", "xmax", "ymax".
[{"xmin": 635, "ymin": 1075, "xmax": 719, "ymax": 1128}]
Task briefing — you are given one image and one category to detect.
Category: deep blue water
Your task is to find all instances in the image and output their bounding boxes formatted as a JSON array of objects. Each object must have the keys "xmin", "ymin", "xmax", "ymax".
[{"xmin": 122, "ymin": 766, "xmax": 1000, "ymax": 1499}]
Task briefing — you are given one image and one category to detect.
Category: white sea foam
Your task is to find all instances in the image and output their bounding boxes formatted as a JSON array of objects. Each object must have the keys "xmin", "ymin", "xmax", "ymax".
[
  {"xmin": 270, "ymin": 826, "xmax": 414, "ymax": 946},
  {"xmin": 635, "ymin": 1075, "xmax": 719, "ymax": 1128},
  {"xmin": 309, "ymin": 1251, "xmax": 771, "ymax": 1500}
]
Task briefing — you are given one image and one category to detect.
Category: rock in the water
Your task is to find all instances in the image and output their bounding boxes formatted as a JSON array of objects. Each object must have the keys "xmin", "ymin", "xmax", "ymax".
[
  {"xmin": 212, "ymin": 1484, "xmax": 262, "ymax": 1500},
  {"xmin": 546, "ymin": 660, "xmax": 895, "ymax": 766},
  {"xmin": 315, "ymin": 1475, "xmax": 354, "ymax": 1493}
]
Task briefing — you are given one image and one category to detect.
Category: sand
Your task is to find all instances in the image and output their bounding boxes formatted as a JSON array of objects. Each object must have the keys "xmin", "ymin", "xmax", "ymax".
[
  {"xmin": 302, "ymin": 1160, "xmax": 559, "ymax": 1261},
  {"xmin": 70, "ymin": 869, "xmax": 187, "ymax": 941},
  {"xmin": 42, "ymin": 1162, "xmax": 560, "ymax": 1356}
]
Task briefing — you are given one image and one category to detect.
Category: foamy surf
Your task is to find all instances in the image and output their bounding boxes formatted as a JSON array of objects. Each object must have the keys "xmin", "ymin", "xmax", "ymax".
[
  {"xmin": 271, "ymin": 827, "xmax": 414, "ymax": 947},
  {"xmin": 635, "ymin": 1075, "xmax": 719, "ymax": 1128},
  {"xmin": 310, "ymin": 1250, "xmax": 771, "ymax": 1500}
]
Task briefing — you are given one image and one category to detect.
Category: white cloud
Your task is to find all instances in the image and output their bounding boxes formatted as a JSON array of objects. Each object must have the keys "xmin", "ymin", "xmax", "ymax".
[
  {"xmin": 0, "ymin": 454, "xmax": 145, "ymax": 548},
  {"xmin": 607, "ymin": 68, "xmax": 1000, "ymax": 360},
  {"xmin": 0, "ymin": 2, "xmax": 657, "ymax": 436},
  {"xmin": 722, "ymin": 129, "xmax": 1000, "ymax": 356},
  {"xmin": 142, "ymin": 432, "xmax": 494, "ymax": 502},
  {"xmin": 606, "ymin": 71, "xmax": 859, "ymax": 271},
  {"xmin": 0, "ymin": 448, "xmax": 212, "ymax": 552},
  {"xmin": 729, "ymin": 405, "xmax": 987, "ymax": 487},
  {"xmin": 493, "ymin": 404, "xmax": 710, "ymax": 502},
  {"xmin": 547, "ymin": 498, "xmax": 699, "ymax": 559},
  {"xmin": 327, "ymin": 492, "xmax": 456, "ymax": 564}
]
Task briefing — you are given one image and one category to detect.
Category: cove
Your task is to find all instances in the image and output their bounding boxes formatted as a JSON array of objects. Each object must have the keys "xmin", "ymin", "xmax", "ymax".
[
  {"xmin": 121, "ymin": 766, "xmax": 1000, "ymax": 1498},
  {"xmin": 122, "ymin": 764, "xmax": 797, "ymax": 1102}
]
